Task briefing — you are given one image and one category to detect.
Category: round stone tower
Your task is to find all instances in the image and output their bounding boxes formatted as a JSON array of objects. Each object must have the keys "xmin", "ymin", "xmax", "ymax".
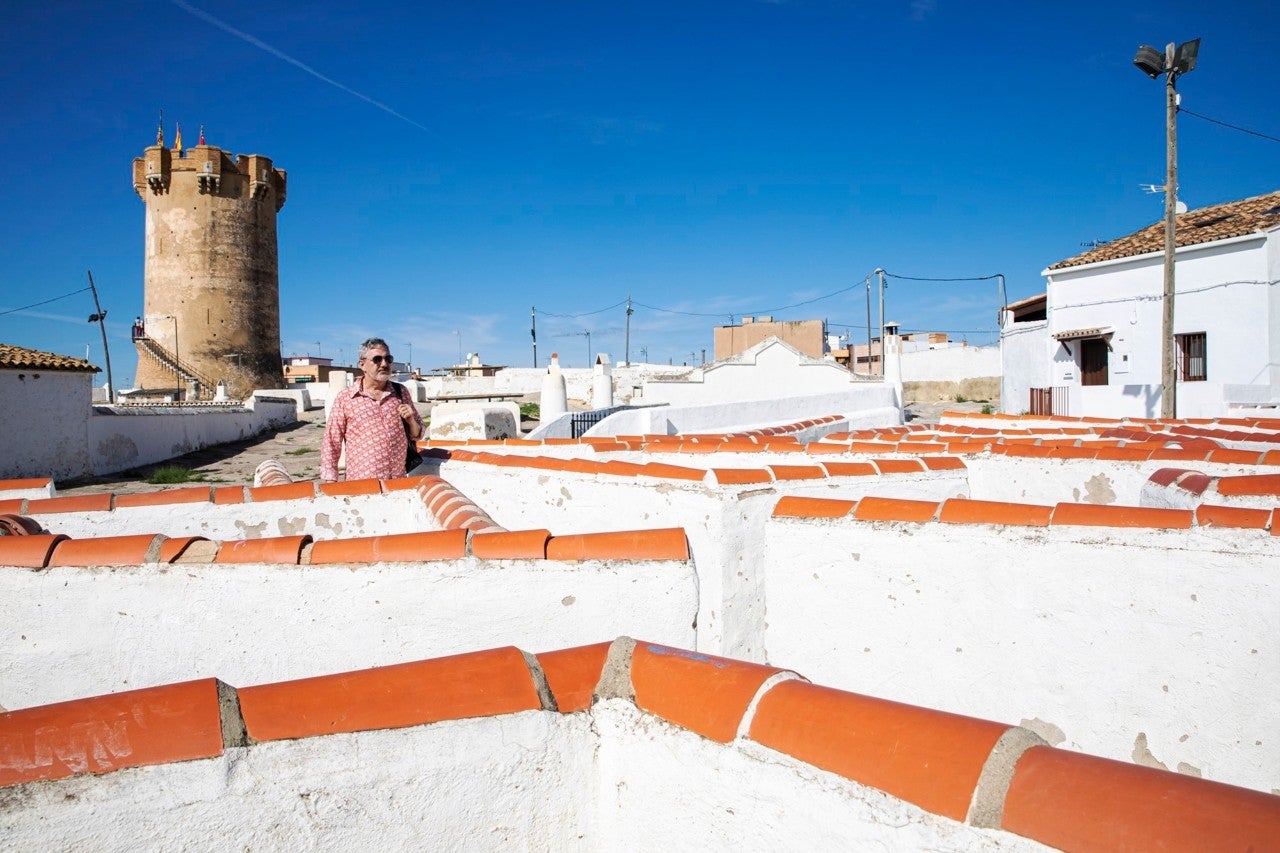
[{"xmin": 132, "ymin": 140, "xmax": 287, "ymax": 398}]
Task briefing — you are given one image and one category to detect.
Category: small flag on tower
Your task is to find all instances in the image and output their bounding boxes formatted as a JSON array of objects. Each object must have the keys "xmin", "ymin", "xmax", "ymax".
[
  {"xmin": 198, "ymin": 124, "xmax": 205, "ymax": 146},
  {"xmin": 156, "ymin": 110, "xmax": 164, "ymax": 146},
  {"xmin": 174, "ymin": 123, "xmax": 183, "ymax": 155}
]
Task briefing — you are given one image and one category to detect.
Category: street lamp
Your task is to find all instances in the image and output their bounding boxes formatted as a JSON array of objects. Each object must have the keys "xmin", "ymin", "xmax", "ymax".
[
  {"xmin": 405, "ymin": 342, "xmax": 413, "ymax": 374},
  {"xmin": 453, "ymin": 329, "xmax": 462, "ymax": 366},
  {"xmin": 1134, "ymin": 37, "xmax": 1199, "ymax": 419}
]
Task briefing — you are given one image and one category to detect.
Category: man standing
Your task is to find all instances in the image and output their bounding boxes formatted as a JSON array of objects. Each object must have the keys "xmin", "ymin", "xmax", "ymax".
[{"xmin": 321, "ymin": 337, "xmax": 425, "ymax": 482}]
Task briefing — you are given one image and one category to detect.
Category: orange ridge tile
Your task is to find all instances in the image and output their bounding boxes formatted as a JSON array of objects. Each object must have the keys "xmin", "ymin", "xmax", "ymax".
[
  {"xmin": 158, "ymin": 536, "xmax": 209, "ymax": 563},
  {"xmin": 944, "ymin": 441, "xmax": 992, "ymax": 455},
  {"xmin": 748, "ymin": 680, "xmax": 1011, "ymax": 822},
  {"xmin": 0, "ymin": 678, "xmax": 229, "ymax": 787},
  {"xmin": 1146, "ymin": 467, "xmax": 1196, "ymax": 487},
  {"xmin": 114, "ymin": 486, "xmax": 214, "ymax": 508},
  {"xmin": 760, "ymin": 441, "xmax": 804, "ymax": 453},
  {"xmin": 597, "ymin": 460, "xmax": 647, "ymax": 477},
  {"xmin": 1095, "ymin": 447, "xmax": 1155, "ymax": 462},
  {"xmin": 922, "ymin": 456, "xmax": 966, "ymax": 471},
  {"xmin": 236, "ymin": 646, "xmax": 544, "ymax": 742},
  {"xmin": 853, "ymin": 497, "xmax": 939, "ymax": 523},
  {"xmin": 772, "ymin": 496, "xmax": 856, "ymax": 519},
  {"xmin": 1259, "ymin": 450, "xmax": 1280, "ymax": 467},
  {"xmin": 382, "ymin": 475, "xmax": 431, "ymax": 491},
  {"xmin": 49, "ymin": 533, "xmax": 163, "ymax": 567},
  {"xmin": 309, "ymin": 530, "xmax": 468, "ymax": 564},
  {"xmin": 820, "ymin": 461, "xmax": 877, "ymax": 477},
  {"xmin": 536, "ymin": 642, "xmax": 612, "ymax": 713},
  {"xmin": 215, "ymin": 535, "xmax": 312, "ymax": 564},
  {"xmin": 545, "ymin": 528, "xmax": 689, "ymax": 561},
  {"xmin": 1000, "ymin": 745, "xmax": 1280, "ymax": 851},
  {"xmin": 0, "ymin": 499, "xmax": 26, "ymax": 514},
  {"xmin": 469, "ymin": 529, "xmax": 551, "ymax": 560},
  {"xmin": 632, "ymin": 641, "xmax": 786, "ymax": 743},
  {"xmin": 0, "ymin": 477, "xmax": 53, "ymax": 492},
  {"xmin": 1050, "ymin": 503, "xmax": 1193, "ymax": 529},
  {"xmin": 802, "ymin": 441, "xmax": 848, "ymax": 455},
  {"xmin": 939, "ymin": 499, "xmax": 1053, "ymax": 527},
  {"xmin": 1215, "ymin": 472, "xmax": 1280, "ymax": 497},
  {"xmin": 248, "ymin": 482, "xmax": 319, "ymax": 503},
  {"xmin": 767, "ymin": 464, "xmax": 826, "ymax": 481},
  {"xmin": 708, "ymin": 468, "xmax": 772, "ymax": 485},
  {"xmin": 1046, "ymin": 446, "xmax": 1098, "ymax": 460},
  {"xmin": 871, "ymin": 458, "xmax": 927, "ymax": 474},
  {"xmin": 542, "ymin": 438, "xmax": 580, "ymax": 446},
  {"xmin": 318, "ymin": 479, "xmax": 383, "ymax": 497},
  {"xmin": 637, "ymin": 462, "xmax": 706, "ymax": 482},
  {"xmin": 26, "ymin": 494, "xmax": 113, "ymax": 514},
  {"xmin": 847, "ymin": 441, "xmax": 898, "ymax": 454},
  {"xmin": 1207, "ymin": 448, "xmax": 1264, "ymax": 465},
  {"xmin": 1194, "ymin": 505, "xmax": 1272, "ymax": 529},
  {"xmin": 212, "ymin": 486, "xmax": 247, "ymax": 504},
  {"xmin": 0, "ymin": 533, "xmax": 68, "ymax": 568}
]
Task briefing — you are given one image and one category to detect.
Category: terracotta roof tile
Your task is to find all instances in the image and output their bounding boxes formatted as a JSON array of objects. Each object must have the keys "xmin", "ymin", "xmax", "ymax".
[
  {"xmin": 0, "ymin": 343, "xmax": 99, "ymax": 373},
  {"xmin": 1049, "ymin": 189, "xmax": 1280, "ymax": 270}
]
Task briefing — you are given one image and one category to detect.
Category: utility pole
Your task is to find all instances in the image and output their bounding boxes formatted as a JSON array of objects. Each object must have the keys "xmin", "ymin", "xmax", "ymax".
[
  {"xmin": 864, "ymin": 274, "xmax": 872, "ymax": 376},
  {"xmin": 531, "ymin": 307, "xmax": 537, "ymax": 368},
  {"xmin": 85, "ymin": 270, "xmax": 115, "ymax": 402},
  {"xmin": 875, "ymin": 268, "xmax": 886, "ymax": 376},
  {"xmin": 1134, "ymin": 37, "xmax": 1199, "ymax": 419},
  {"xmin": 624, "ymin": 294, "xmax": 633, "ymax": 366}
]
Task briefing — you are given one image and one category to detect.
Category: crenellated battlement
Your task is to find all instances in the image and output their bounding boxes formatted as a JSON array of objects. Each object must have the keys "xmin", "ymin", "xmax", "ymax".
[{"xmin": 132, "ymin": 144, "xmax": 287, "ymax": 210}]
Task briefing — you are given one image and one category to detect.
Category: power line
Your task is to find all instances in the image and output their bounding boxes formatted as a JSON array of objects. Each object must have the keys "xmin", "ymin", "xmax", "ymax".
[
  {"xmin": 1179, "ymin": 107, "xmax": 1280, "ymax": 144},
  {"xmin": 879, "ymin": 271, "xmax": 1003, "ymax": 283},
  {"xmin": 0, "ymin": 287, "xmax": 91, "ymax": 317},
  {"xmin": 537, "ymin": 299, "xmax": 628, "ymax": 319}
]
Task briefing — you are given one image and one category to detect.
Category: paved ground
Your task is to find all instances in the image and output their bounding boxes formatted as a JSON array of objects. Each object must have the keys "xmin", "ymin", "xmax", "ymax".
[{"xmin": 57, "ymin": 397, "xmax": 996, "ymax": 496}]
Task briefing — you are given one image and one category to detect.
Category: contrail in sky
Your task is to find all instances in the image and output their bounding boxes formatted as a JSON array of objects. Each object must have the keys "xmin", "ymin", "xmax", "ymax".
[{"xmin": 170, "ymin": 0, "xmax": 431, "ymax": 133}]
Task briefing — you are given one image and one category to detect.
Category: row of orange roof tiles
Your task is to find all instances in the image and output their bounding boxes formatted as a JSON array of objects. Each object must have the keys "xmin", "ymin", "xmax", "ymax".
[
  {"xmin": 0, "ymin": 526, "xmax": 692, "ymax": 569},
  {"xmin": 774, "ymin": 495, "xmax": 1280, "ymax": 532},
  {"xmin": 1, "ymin": 638, "xmax": 1276, "ymax": 850}
]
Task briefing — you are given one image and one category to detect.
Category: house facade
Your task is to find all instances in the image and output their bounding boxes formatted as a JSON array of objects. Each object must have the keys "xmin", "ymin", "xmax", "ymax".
[{"xmin": 1003, "ymin": 190, "xmax": 1280, "ymax": 419}]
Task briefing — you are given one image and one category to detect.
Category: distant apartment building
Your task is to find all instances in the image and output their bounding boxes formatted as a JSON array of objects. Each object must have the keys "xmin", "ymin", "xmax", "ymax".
[{"xmin": 714, "ymin": 317, "xmax": 826, "ymax": 361}]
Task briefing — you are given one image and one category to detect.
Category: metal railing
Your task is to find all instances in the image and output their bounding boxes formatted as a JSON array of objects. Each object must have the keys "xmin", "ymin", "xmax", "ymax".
[{"xmin": 1029, "ymin": 386, "xmax": 1069, "ymax": 416}]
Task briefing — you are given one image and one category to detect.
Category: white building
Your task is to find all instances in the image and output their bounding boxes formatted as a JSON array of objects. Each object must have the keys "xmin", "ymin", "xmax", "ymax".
[{"xmin": 1002, "ymin": 189, "xmax": 1280, "ymax": 418}]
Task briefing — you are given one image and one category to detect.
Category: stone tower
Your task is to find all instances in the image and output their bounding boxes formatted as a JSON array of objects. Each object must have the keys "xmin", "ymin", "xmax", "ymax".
[{"xmin": 132, "ymin": 141, "xmax": 287, "ymax": 398}]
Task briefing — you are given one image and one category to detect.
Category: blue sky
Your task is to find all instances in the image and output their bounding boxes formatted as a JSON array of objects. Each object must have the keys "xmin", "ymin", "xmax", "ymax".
[{"xmin": 2, "ymin": 0, "xmax": 1277, "ymax": 379}]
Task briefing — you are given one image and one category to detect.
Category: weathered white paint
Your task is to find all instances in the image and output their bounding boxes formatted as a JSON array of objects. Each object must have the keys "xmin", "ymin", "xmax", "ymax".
[
  {"xmin": 0, "ymin": 702, "xmax": 1047, "ymax": 851},
  {"xmin": 0, "ymin": 367, "xmax": 296, "ymax": 481},
  {"xmin": 593, "ymin": 700, "xmax": 1045, "ymax": 851},
  {"xmin": 639, "ymin": 338, "xmax": 877, "ymax": 408},
  {"xmin": 0, "ymin": 712, "xmax": 600, "ymax": 850},
  {"xmin": 0, "ymin": 558, "xmax": 697, "ymax": 710},
  {"xmin": 426, "ymin": 401, "xmax": 521, "ymax": 441},
  {"xmin": 251, "ymin": 388, "xmax": 313, "ymax": 414},
  {"xmin": 1000, "ymin": 318, "xmax": 1050, "ymax": 415},
  {"xmin": 30, "ymin": 491, "xmax": 431, "ymax": 540},
  {"xmin": 0, "ymin": 369, "xmax": 94, "ymax": 480},
  {"xmin": 899, "ymin": 344, "xmax": 1001, "ymax": 383},
  {"xmin": 764, "ymin": 516, "xmax": 1280, "ymax": 792},
  {"xmin": 1041, "ymin": 230, "xmax": 1279, "ymax": 418}
]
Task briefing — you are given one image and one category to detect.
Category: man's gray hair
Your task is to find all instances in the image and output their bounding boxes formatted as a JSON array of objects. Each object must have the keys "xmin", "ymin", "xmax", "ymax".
[{"xmin": 358, "ymin": 337, "xmax": 390, "ymax": 361}]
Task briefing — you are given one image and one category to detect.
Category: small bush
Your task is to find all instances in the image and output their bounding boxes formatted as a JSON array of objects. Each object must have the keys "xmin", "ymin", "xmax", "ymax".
[
  {"xmin": 954, "ymin": 394, "xmax": 969, "ymax": 403},
  {"xmin": 285, "ymin": 447, "xmax": 314, "ymax": 456},
  {"xmin": 980, "ymin": 404, "xmax": 994, "ymax": 415},
  {"xmin": 146, "ymin": 466, "xmax": 206, "ymax": 485},
  {"xmin": 520, "ymin": 402, "xmax": 540, "ymax": 418}
]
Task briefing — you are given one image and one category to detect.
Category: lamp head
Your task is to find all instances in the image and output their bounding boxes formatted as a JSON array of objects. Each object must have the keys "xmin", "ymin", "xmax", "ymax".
[
  {"xmin": 1133, "ymin": 44, "xmax": 1164, "ymax": 78},
  {"xmin": 1173, "ymin": 37, "xmax": 1200, "ymax": 75}
]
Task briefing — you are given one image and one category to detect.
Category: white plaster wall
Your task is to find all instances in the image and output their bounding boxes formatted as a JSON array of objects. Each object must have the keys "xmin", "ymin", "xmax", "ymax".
[
  {"xmin": 0, "ymin": 558, "xmax": 697, "ymax": 710},
  {"xmin": 588, "ymin": 387, "xmax": 898, "ymax": 438},
  {"xmin": 434, "ymin": 465, "xmax": 965, "ymax": 660},
  {"xmin": 252, "ymin": 388, "xmax": 312, "ymax": 414},
  {"xmin": 593, "ymin": 700, "xmax": 1046, "ymax": 850},
  {"xmin": 640, "ymin": 342, "xmax": 866, "ymax": 408},
  {"xmin": 1045, "ymin": 234, "xmax": 1274, "ymax": 419},
  {"xmin": 0, "ymin": 712, "xmax": 599, "ymax": 851},
  {"xmin": 414, "ymin": 364, "xmax": 691, "ymax": 407},
  {"xmin": 87, "ymin": 399, "xmax": 297, "ymax": 478},
  {"xmin": 1000, "ymin": 320, "xmax": 1050, "ymax": 415},
  {"xmin": 899, "ymin": 345, "xmax": 1000, "ymax": 383},
  {"xmin": 763, "ymin": 518, "xmax": 1280, "ymax": 793},
  {"xmin": 0, "ymin": 370, "xmax": 93, "ymax": 480},
  {"xmin": 30, "ymin": 491, "xmax": 431, "ymax": 540}
]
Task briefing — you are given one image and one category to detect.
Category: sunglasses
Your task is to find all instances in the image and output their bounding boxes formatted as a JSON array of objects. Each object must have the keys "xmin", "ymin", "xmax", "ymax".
[{"xmin": 366, "ymin": 355, "xmax": 394, "ymax": 365}]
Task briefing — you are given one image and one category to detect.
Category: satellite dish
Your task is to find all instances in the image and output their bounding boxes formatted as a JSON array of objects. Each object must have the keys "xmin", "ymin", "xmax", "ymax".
[{"xmin": 1176, "ymin": 200, "xmax": 1188, "ymax": 214}]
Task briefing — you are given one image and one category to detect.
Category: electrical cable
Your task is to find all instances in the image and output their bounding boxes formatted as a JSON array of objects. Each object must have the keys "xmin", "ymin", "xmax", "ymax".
[
  {"xmin": 0, "ymin": 287, "xmax": 91, "ymax": 317},
  {"xmin": 1178, "ymin": 107, "xmax": 1280, "ymax": 144}
]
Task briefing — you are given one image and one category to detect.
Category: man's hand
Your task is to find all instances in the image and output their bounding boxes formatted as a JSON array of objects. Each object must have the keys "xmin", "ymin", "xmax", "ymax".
[{"xmin": 399, "ymin": 403, "xmax": 419, "ymax": 437}]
